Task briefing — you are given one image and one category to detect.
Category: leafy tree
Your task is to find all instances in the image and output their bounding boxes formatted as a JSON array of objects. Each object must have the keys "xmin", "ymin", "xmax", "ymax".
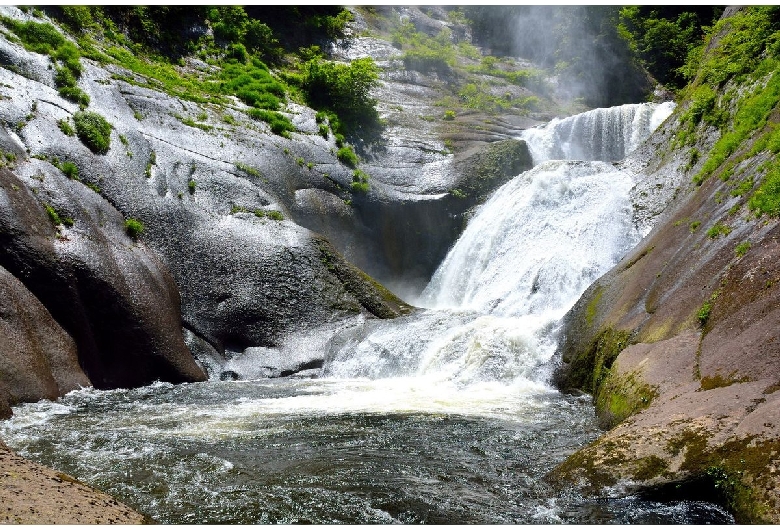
[
  {"xmin": 618, "ymin": 7, "xmax": 723, "ymax": 89},
  {"xmin": 303, "ymin": 57, "xmax": 380, "ymax": 133}
]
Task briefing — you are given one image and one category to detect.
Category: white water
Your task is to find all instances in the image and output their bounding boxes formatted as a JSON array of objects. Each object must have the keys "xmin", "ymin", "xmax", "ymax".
[
  {"xmin": 520, "ymin": 102, "xmax": 675, "ymax": 163},
  {"xmin": 179, "ymin": 103, "xmax": 674, "ymax": 412},
  {"xmin": 313, "ymin": 102, "xmax": 673, "ymax": 396}
]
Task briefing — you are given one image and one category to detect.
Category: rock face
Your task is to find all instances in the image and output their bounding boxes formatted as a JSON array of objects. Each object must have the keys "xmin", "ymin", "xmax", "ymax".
[
  {"xmin": 0, "ymin": 265, "xmax": 88, "ymax": 419},
  {"xmin": 0, "ymin": 442, "xmax": 148, "ymax": 524},
  {"xmin": 1, "ymin": 5, "xmax": 536, "ymax": 388},
  {"xmin": 0, "ymin": 167, "xmax": 206, "ymax": 389},
  {"xmin": 552, "ymin": 10, "xmax": 780, "ymax": 522}
]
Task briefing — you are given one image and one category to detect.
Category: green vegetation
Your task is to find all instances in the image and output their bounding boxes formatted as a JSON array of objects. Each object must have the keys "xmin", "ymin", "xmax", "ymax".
[
  {"xmin": 246, "ymin": 108, "xmax": 294, "ymax": 137},
  {"xmin": 124, "ymin": 218, "xmax": 144, "ymax": 239},
  {"xmin": 267, "ymin": 210, "xmax": 284, "ymax": 221},
  {"xmin": 73, "ymin": 111, "xmax": 112, "ymax": 154},
  {"xmin": 301, "ymin": 57, "xmax": 380, "ymax": 134},
  {"xmin": 337, "ymin": 146, "xmax": 358, "ymax": 168},
  {"xmin": 235, "ymin": 162, "xmax": 261, "ymax": 177},
  {"xmin": 735, "ymin": 241, "xmax": 751, "ymax": 257},
  {"xmin": 57, "ymin": 118, "xmax": 75, "ymax": 136},
  {"xmin": 618, "ymin": 7, "xmax": 722, "ymax": 90},
  {"xmin": 392, "ymin": 22, "xmax": 457, "ymax": 73},
  {"xmin": 1, "ymin": 17, "xmax": 90, "ymax": 106},
  {"xmin": 706, "ymin": 221, "xmax": 732, "ymax": 239},
  {"xmin": 59, "ymin": 161, "xmax": 78, "ymax": 180},
  {"xmin": 187, "ymin": 179, "xmax": 196, "ymax": 194},
  {"xmin": 350, "ymin": 169, "xmax": 370, "ymax": 193}
]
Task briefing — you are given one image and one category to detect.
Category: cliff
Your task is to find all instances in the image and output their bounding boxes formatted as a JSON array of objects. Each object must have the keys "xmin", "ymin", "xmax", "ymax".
[{"xmin": 553, "ymin": 7, "xmax": 780, "ymax": 523}]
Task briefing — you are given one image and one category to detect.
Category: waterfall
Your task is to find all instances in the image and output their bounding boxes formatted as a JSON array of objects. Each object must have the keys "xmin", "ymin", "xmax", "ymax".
[
  {"xmin": 319, "ymin": 103, "xmax": 672, "ymax": 388},
  {"xmin": 520, "ymin": 102, "xmax": 675, "ymax": 163},
  {"xmin": 420, "ymin": 160, "xmax": 638, "ymax": 317}
]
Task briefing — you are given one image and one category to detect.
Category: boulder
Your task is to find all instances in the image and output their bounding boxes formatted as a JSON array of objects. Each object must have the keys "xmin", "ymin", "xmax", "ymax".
[{"xmin": 0, "ymin": 166, "xmax": 206, "ymax": 389}]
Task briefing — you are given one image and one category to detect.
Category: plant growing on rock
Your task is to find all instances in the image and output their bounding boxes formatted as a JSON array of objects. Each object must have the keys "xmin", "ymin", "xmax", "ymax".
[
  {"xmin": 124, "ymin": 218, "xmax": 144, "ymax": 239},
  {"xmin": 73, "ymin": 111, "xmax": 112, "ymax": 154},
  {"xmin": 337, "ymin": 146, "xmax": 358, "ymax": 168}
]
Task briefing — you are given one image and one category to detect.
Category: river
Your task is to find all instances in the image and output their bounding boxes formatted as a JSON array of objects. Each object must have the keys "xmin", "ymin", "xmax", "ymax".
[{"xmin": 0, "ymin": 102, "xmax": 734, "ymax": 523}]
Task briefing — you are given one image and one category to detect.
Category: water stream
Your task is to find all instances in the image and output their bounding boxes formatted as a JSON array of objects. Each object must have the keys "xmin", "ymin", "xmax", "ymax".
[{"xmin": 0, "ymin": 102, "xmax": 733, "ymax": 523}]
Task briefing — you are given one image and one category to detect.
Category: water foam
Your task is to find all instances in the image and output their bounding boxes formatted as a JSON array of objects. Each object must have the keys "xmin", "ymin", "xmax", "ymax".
[{"xmin": 520, "ymin": 102, "xmax": 675, "ymax": 163}]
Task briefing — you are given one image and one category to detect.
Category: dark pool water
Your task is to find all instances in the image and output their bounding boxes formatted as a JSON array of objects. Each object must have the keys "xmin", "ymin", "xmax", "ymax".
[{"xmin": 0, "ymin": 379, "xmax": 733, "ymax": 524}]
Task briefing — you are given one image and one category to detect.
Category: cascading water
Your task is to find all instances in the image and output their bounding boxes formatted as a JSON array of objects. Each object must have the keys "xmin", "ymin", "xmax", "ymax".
[
  {"xmin": 520, "ymin": 101, "xmax": 675, "ymax": 163},
  {"xmin": 0, "ymin": 101, "xmax": 730, "ymax": 524}
]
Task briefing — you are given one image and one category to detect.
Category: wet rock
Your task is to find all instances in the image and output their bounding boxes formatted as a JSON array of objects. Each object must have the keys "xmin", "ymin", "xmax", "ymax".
[{"xmin": 0, "ymin": 264, "xmax": 89, "ymax": 417}]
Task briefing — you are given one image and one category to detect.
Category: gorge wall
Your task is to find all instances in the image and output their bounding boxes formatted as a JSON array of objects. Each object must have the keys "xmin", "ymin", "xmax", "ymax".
[{"xmin": 552, "ymin": 7, "xmax": 780, "ymax": 523}]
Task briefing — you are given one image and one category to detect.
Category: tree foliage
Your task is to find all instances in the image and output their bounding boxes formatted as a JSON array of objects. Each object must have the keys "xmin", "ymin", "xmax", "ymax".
[
  {"xmin": 618, "ymin": 7, "xmax": 723, "ymax": 90},
  {"xmin": 303, "ymin": 57, "xmax": 380, "ymax": 133}
]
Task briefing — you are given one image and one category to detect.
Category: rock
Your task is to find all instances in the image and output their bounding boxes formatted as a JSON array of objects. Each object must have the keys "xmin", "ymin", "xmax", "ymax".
[
  {"xmin": 0, "ymin": 166, "xmax": 206, "ymax": 389},
  {"xmin": 0, "ymin": 444, "xmax": 149, "ymax": 524},
  {"xmin": 0, "ymin": 264, "xmax": 90, "ymax": 416}
]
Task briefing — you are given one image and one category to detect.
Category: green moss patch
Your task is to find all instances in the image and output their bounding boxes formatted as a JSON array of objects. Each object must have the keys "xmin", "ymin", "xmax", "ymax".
[{"xmin": 595, "ymin": 369, "xmax": 658, "ymax": 429}]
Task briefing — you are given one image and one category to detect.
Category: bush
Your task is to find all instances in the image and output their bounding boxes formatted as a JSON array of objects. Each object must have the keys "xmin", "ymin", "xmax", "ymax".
[
  {"xmin": 303, "ymin": 57, "xmax": 379, "ymax": 132},
  {"xmin": 337, "ymin": 146, "xmax": 358, "ymax": 167},
  {"xmin": 247, "ymin": 108, "xmax": 295, "ymax": 137},
  {"xmin": 124, "ymin": 218, "xmax": 144, "ymax": 239},
  {"xmin": 73, "ymin": 111, "xmax": 112, "ymax": 154}
]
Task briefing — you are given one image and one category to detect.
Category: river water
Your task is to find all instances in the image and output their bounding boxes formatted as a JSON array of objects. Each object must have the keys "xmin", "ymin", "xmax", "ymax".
[{"xmin": 0, "ymin": 102, "xmax": 734, "ymax": 523}]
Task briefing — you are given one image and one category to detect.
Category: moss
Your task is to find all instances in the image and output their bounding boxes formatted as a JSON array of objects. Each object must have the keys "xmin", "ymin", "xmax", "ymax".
[
  {"xmin": 621, "ymin": 245, "xmax": 654, "ymax": 272},
  {"xmin": 595, "ymin": 368, "xmax": 658, "ymax": 428},
  {"xmin": 565, "ymin": 327, "xmax": 631, "ymax": 395},
  {"xmin": 665, "ymin": 429, "xmax": 776, "ymax": 523},
  {"xmin": 632, "ymin": 455, "xmax": 670, "ymax": 481},
  {"xmin": 585, "ymin": 285, "xmax": 604, "ymax": 327},
  {"xmin": 699, "ymin": 371, "xmax": 750, "ymax": 391},
  {"xmin": 124, "ymin": 218, "xmax": 144, "ymax": 239}
]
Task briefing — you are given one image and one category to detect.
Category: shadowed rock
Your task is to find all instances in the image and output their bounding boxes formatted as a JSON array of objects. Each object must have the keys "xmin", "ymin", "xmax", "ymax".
[{"xmin": 0, "ymin": 167, "xmax": 206, "ymax": 389}]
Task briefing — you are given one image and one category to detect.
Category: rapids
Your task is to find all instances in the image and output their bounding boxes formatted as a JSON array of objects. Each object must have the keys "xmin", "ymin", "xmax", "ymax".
[{"xmin": 0, "ymin": 102, "xmax": 733, "ymax": 523}]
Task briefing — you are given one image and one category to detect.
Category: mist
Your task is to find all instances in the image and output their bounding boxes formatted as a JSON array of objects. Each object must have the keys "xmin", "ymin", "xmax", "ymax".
[{"xmin": 465, "ymin": 6, "xmax": 651, "ymax": 107}]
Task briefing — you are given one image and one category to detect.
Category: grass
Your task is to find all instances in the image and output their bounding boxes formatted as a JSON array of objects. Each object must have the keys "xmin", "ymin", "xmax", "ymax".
[
  {"xmin": 246, "ymin": 108, "xmax": 294, "ymax": 137},
  {"xmin": 706, "ymin": 222, "xmax": 732, "ymax": 239},
  {"xmin": 350, "ymin": 169, "xmax": 370, "ymax": 193},
  {"xmin": 73, "ymin": 110, "xmax": 112, "ymax": 154},
  {"xmin": 57, "ymin": 118, "xmax": 75, "ymax": 136},
  {"xmin": 124, "ymin": 218, "xmax": 144, "ymax": 239},
  {"xmin": 337, "ymin": 145, "xmax": 358, "ymax": 167}
]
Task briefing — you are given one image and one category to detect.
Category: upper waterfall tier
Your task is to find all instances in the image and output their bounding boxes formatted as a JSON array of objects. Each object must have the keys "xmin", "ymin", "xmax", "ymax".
[{"xmin": 520, "ymin": 102, "xmax": 675, "ymax": 163}]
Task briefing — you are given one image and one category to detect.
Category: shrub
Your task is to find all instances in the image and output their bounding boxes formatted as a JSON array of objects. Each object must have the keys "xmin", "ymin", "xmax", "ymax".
[
  {"xmin": 337, "ymin": 146, "xmax": 358, "ymax": 167},
  {"xmin": 303, "ymin": 57, "xmax": 379, "ymax": 132},
  {"xmin": 124, "ymin": 218, "xmax": 144, "ymax": 239},
  {"xmin": 267, "ymin": 210, "xmax": 284, "ymax": 221},
  {"xmin": 247, "ymin": 108, "xmax": 295, "ymax": 137},
  {"xmin": 188, "ymin": 179, "xmax": 196, "ymax": 194},
  {"xmin": 443, "ymin": 110, "xmax": 456, "ymax": 121},
  {"xmin": 73, "ymin": 111, "xmax": 111, "ymax": 154}
]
